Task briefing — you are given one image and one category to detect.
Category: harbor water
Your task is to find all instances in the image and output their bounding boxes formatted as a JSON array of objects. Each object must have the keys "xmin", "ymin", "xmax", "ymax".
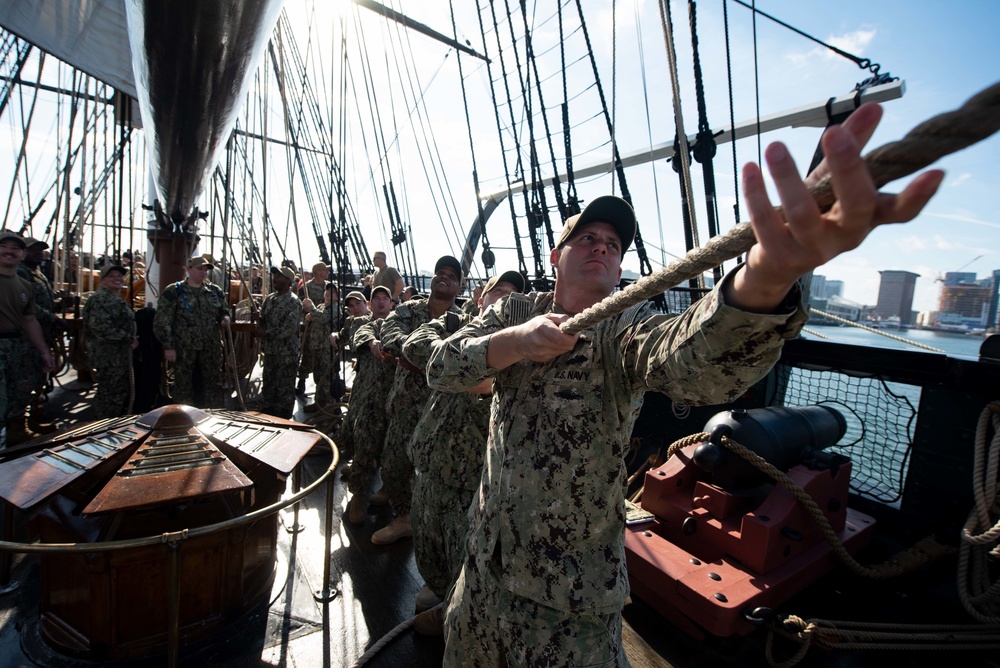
[
  {"xmin": 785, "ymin": 325, "xmax": 992, "ymax": 504},
  {"xmin": 801, "ymin": 324, "xmax": 988, "ymax": 358}
]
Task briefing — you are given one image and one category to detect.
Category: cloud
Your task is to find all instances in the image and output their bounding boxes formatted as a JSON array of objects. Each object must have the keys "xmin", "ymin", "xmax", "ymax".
[
  {"xmin": 826, "ymin": 29, "xmax": 877, "ymax": 56},
  {"xmin": 898, "ymin": 234, "xmax": 990, "ymax": 253},
  {"xmin": 924, "ymin": 211, "xmax": 1000, "ymax": 230},
  {"xmin": 948, "ymin": 173, "xmax": 973, "ymax": 187},
  {"xmin": 787, "ymin": 29, "xmax": 877, "ymax": 66}
]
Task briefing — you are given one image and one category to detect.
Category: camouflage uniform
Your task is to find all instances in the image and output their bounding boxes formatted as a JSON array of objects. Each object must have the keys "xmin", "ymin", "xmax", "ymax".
[
  {"xmin": 15, "ymin": 263, "xmax": 58, "ymax": 415},
  {"xmin": 334, "ymin": 314, "xmax": 373, "ymax": 455},
  {"xmin": 258, "ymin": 290, "xmax": 301, "ymax": 418},
  {"xmin": 297, "ymin": 280, "xmax": 328, "ymax": 383},
  {"xmin": 305, "ymin": 301, "xmax": 341, "ymax": 406},
  {"xmin": 345, "ymin": 315, "xmax": 396, "ymax": 496},
  {"xmin": 426, "ymin": 278, "xmax": 807, "ymax": 667},
  {"xmin": 0, "ymin": 274, "xmax": 34, "ymax": 422},
  {"xmin": 402, "ymin": 311, "xmax": 490, "ymax": 599},
  {"xmin": 82, "ymin": 287, "xmax": 136, "ymax": 418},
  {"xmin": 153, "ymin": 280, "xmax": 229, "ymax": 407},
  {"xmin": 379, "ymin": 299, "xmax": 463, "ymax": 516}
]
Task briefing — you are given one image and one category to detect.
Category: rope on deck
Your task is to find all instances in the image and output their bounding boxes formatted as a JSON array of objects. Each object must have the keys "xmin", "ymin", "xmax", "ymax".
[
  {"xmin": 561, "ymin": 80, "xmax": 1000, "ymax": 336},
  {"xmin": 350, "ymin": 602, "xmax": 444, "ymax": 667}
]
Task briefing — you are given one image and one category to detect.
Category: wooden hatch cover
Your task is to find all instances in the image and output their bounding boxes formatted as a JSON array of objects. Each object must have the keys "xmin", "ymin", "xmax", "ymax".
[
  {"xmin": 82, "ymin": 405, "xmax": 252, "ymax": 515},
  {"xmin": 0, "ymin": 416, "xmax": 150, "ymax": 511},
  {"xmin": 199, "ymin": 410, "xmax": 321, "ymax": 475}
]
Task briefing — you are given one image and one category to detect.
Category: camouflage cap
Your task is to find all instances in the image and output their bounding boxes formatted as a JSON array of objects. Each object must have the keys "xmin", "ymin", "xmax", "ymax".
[
  {"xmin": 270, "ymin": 265, "xmax": 296, "ymax": 282},
  {"xmin": 24, "ymin": 237, "xmax": 49, "ymax": 250},
  {"xmin": 344, "ymin": 290, "xmax": 367, "ymax": 304},
  {"xmin": 483, "ymin": 270, "xmax": 526, "ymax": 296},
  {"xmin": 312, "ymin": 261, "xmax": 331, "ymax": 273},
  {"xmin": 371, "ymin": 285, "xmax": 392, "ymax": 300},
  {"xmin": 556, "ymin": 195, "xmax": 636, "ymax": 253},
  {"xmin": 434, "ymin": 255, "xmax": 463, "ymax": 280},
  {"xmin": 187, "ymin": 256, "xmax": 213, "ymax": 269},
  {"xmin": 0, "ymin": 231, "xmax": 26, "ymax": 248},
  {"xmin": 100, "ymin": 264, "xmax": 128, "ymax": 278}
]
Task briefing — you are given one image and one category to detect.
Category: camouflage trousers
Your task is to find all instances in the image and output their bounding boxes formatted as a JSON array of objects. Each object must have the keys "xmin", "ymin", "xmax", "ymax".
[
  {"xmin": 444, "ymin": 551, "xmax": 629, "ymax": 668},
  {"xmin": 346, "ymin": 402, "xmax": 387, "ymax": 496},
  {"xmin": 261, "ymin": 351, "xmax": 299, "ymax": 418},
  {"xmin": 412, "ymin": 473, "xmax": 475, "ymax": 599},
  {"xmin": 311, "ymin": 349, "xmax": 342, "ymax": 407},
  {"xmin": 380, "ymin": 370, "xmax": 429, "ymax": 515},
  {"xmin": 0, "ymin": 339, "xmax": 24, "ymax": 423},
  {"xmin": 6, "ymin": 340, "xmax": 40, "ymax": 419},
  {"xmin": 171, "ymin": 345, "xmax": 225, "ymax": 408},
  {"xmin": 89, "ymin": 342, "xmax": 132, "ymax": 418},
  {"xmin": 297, "ymin": 342, "xmax": 315, "ymax": 380}
]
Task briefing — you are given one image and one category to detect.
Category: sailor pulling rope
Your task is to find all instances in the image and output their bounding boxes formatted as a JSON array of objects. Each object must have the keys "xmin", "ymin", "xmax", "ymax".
[{"xmin": 561, "ymin": 80, "xmax": 1000, "ymax": 335}]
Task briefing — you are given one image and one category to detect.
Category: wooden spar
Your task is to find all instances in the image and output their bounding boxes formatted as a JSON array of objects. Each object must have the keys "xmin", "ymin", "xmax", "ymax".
[{"xmin": 460, "ymin": 80, "xmax": 905, "ymax": 273}]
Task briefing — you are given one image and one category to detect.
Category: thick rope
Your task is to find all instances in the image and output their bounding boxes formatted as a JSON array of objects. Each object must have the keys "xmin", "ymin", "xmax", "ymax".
[
  {"xmin": 808, "ymin": 308, "xmax": 944, "ymax": 352},
  {"xmin": 561, "ymin": 80, "xmax": 1000, "ymax": 335},
  {"xmin": 958, "ymin": 401, "xmax": 1000, "ymax": 623},
  {"xmin": 765, "ymin": 615, "xmax": 1000, "ymax": 667},
  {"xmin": 351, "ymin": 602, "xmax": 444, "ymax": 667},
  {"xmin": 657, "ymin": 0, "xmax": 701, "ymax": 248}
]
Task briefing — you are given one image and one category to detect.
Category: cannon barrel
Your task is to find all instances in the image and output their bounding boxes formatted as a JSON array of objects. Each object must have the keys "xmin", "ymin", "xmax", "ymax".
[{"xmin": 692, "ymin": 406, "xmax": 847, "ymax": 486}]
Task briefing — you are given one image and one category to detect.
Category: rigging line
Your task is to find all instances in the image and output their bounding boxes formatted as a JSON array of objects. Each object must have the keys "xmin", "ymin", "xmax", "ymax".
[
  {"xmin": 378, "ymin": 17, "xmax": 426, "ymax": 275},
  {"xmin": 500, "ymin": 0, "xmax": 545, "ymax": 281},
  {"xmin": 722, "ymin": 0, "xmax": 742, "ymax": 239},
  {"xmin": 450, "ymin": 0, "xmax": 492, "ymax": 267},
  {"xmin": 478, "ymin": 0, "xmax": 528, "ymax": 277},
  {"xmin": 688, "ymin": 0, "xmax": 723, "ymax": 284},
  {"xmin": 611, "ymin": 0, "xmax": 617, "ymax": 197},
  {"xmin": 385, "ymin": 7, "xmax": 467, "ymax": 250},
  {"xmin": 335, "ymin": 9, "xmax": 347, "ymax": 275},
  {"xmin": 267, "ymin": 37, "xmax": 330, "ymax": 267},
  {"xmin": 374, "ymin": 18, "xmax": 415, "ymax": 274},
  {"xmin": 728, "ymin": 0, "xmax": 884, "ymax": 76},
  {"xmin": 2, "ymin": 52, "xmax": 44, "ymax": 229},
  {"xmin": 519, "ymin": 0, "xmax": 566, "ymax": 249},
  {"xmin": 356, "ymin": 17, "xmax": 406, "ymax": 260},
  {"xmin": 752, "ymin": 0, "xmax": 761, "ymax": 165},
  {"xmin": 633, "ymin": 0, "xmax": 666, "ymax": 267},
  {"xmin": 558, "ymin": 0, "xmax": 579, "ymax": 215},
  {"xmin": 572, "ymin": 0, "xmax": 653, "ymax": 277},
  {"xmin": 657, "ymin": 0, "xmax": 701, "ymax": 251},
  {"xmin": 393, "ymin": 32, "xmax": 467, "ymax": 265},
  {"xmin": 388, "ymin": 12, "xmax": 468, "ymax": 270}
]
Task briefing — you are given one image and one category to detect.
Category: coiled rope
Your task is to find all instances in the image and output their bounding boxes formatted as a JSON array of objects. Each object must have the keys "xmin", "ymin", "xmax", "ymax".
[
  {"xmin": 561, "ymin": 80, "xmax": 1000, "ymax": 336},
  {"xmin": 958, "ymin": 401, "xmax": 1000, "ymax": 623}
]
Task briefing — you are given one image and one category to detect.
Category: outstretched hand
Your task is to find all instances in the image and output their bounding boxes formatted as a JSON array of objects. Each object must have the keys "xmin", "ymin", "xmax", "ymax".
[{"xmin": 726, "ymin": 102, "xmax": 944, "ymax": 313}]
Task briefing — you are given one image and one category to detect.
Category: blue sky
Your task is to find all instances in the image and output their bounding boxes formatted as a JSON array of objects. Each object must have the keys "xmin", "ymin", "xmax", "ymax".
[{"xmin": 371, "ymin": 0, "xmax": 1000, "ymax": 312}]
